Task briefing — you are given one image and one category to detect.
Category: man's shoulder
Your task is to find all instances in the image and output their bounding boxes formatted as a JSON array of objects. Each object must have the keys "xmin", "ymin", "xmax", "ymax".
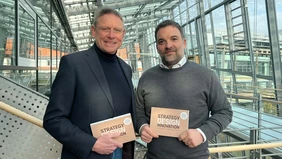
[
  {"xmin": 61, "ymin": 46, "xmax": 97, "ymax": 63},
  {"xmin": 143, "ymin": 65, "xmax": 159, "ymax": 73},
  {"xmin": 139, "ymin": 65, "xmax": 160, "ymax": 79},
  {"xmin": 117, "ymin": 57, "xmax": 130, "ymax": 66},
  {"xmin": 63, "ymin": 49, "xmax": 91, "ymax": 59},
  {"xmin": 187, "ymin": 61, "xmax": 214, "ymax": 74}
]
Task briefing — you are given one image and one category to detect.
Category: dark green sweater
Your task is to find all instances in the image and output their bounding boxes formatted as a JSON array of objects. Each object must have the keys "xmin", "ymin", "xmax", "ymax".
[{"xmin": 136, "ymin": 61, "xmax": 233, "ymax": 159}]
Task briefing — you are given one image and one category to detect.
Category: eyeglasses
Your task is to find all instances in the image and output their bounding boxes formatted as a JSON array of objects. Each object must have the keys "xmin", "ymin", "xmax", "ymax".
[{"xmin": 98, "ymin": 27, "xmax": 124, "ymax": 35}]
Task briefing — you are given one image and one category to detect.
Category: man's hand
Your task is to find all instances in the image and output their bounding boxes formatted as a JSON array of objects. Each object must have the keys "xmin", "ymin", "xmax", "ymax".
[
  {"xmin": 92, "ymin": 133, "xmax": 123, "ymax": 154},
  {"xmin": 140, "ymin": 124, "xmax": 159, "ymax": 143},
  {"xmin": 178, "ymin": 129, "xmax": 204, "ymax": 148}
]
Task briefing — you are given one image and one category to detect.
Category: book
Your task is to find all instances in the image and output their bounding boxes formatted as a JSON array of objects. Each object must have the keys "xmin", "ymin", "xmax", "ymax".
[
  {"xmin": 90, "ymin": 113, "xmax": 136, "ymax": 143},
  {"xmin": 150, "ymin": 107, "xmax": 189, "ymax": 137}
]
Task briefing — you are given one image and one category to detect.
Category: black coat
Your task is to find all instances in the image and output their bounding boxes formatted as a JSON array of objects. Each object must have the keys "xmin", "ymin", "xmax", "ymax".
[{"xmin": 43, "ymin": 45, "xmax": 136, "ymax": 159}]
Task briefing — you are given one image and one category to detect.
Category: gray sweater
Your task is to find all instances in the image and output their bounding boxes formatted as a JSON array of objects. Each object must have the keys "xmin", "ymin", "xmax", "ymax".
[{"xmin": 136, "ymin": 61, "xmax": 233, "ymax": 159}]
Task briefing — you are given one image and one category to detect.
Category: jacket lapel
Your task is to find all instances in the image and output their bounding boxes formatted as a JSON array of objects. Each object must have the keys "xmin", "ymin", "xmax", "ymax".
[
  {"xmin": 85, "ymin": 46, "xmax": 114, "ymax": 111},
  {"xmin": 118, "ymin": 59, "xmax": 134, "ymax": 93}
]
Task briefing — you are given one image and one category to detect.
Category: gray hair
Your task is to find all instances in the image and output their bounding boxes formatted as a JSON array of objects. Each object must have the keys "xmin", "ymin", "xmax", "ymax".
[{"xmin": 93, "ymin": 8, "xmax": 124, "ymax": 26}]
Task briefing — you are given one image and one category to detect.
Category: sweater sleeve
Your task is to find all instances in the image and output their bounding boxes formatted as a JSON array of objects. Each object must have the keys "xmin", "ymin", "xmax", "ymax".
[
  {"xmin": 199, "ymin": 72, "xmax": 233, "ymax": 140},
  {"xmin": 135, "ymin": 75, "xmax": 149, "ymax": 133}
]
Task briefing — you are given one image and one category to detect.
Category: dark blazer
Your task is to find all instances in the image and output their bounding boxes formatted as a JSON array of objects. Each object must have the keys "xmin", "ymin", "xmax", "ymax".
[{"xmin": 43, "ymin": 45, "xmax": 136, "ymax": 159}]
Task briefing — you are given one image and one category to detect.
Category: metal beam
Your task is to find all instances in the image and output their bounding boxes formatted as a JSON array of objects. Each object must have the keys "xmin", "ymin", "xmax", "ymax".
[
  {"xmin": 134, "ymin": 4, "xmax": 146, "ymax": 18},
  {"xmin": 66, "ymin": 0, "xmax": 165, "ymax": 16},
  {"xmin": 265, "ymin": 0, "xmax": 282, "ymax": 117},
  {"xmin": 70, "ymin": 13, "xmax": 163, "ymax": 32},
  {"xmin": 51, "ymin": 0, "xmax": 77, "ymax": 51}
]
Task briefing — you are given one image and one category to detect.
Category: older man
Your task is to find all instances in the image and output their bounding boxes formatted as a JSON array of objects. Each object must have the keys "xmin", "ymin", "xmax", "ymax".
[{"xmin": 43, "ymin": 8, "xmax": 136, "ymax": 159}]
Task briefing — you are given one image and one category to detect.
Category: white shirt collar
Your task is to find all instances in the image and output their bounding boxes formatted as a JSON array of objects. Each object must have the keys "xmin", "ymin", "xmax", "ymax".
[{"xmin": 159, "ymin": 56, "xmax": 187, "ymax": 69}]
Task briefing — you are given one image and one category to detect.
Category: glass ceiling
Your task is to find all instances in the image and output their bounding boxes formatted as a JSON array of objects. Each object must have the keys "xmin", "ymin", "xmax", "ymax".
[{"xmin": 63, "ymin": 0, "xmax": 180, "ymax": 51}]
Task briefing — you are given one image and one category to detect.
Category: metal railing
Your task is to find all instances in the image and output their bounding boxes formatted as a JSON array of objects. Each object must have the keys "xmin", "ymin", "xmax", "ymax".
[{"xmin": 1, "ymin": 101, "xmax": 282, "ymax": 158}]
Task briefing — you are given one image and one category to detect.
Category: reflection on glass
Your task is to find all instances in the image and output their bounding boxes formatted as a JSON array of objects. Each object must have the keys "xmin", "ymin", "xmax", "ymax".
[
  {"xmin": 28, "ymin": 0, "xmax": 51, "ymax": 26},
  {"xmin": 234, "ymin": 74, "xmax": 253, "ymax": 95},
  {"xmin": 56, "ymin": 41, "xmax": 61, "ymax": 69},
  {"xmin": 0, "ymin": 0, "xmax": 15, "ymax": 66},
  {"xmin": 38, "ymin": 18, "xmax": 51, "ymax": 95},
  {"xmin": 184, "ymin": 25, "xmax": 192, "ymax": 55},
  {"xmin": 0, "ymin": 70, "xmax": 36, "ymax": 88},
  {"xmin": 248, "ymin": 0, "xmax": 273, "ymax": 78},
  {"xmin": 205, "ymin": 14, "xmax": 212, "ymax": 45},
  {"xmin": 232, "ymin": 52, "xmax": 252, "ymax": 73},
  {"xmin": 190, "ymin": 22, "xmax": 198, "ymax": 51},
  {"xmin": 255, "ymin": 54, "xmax": 272, "ymax": 76},
  {"xmin": 220, "ymin": 71, "xmax": 232, "ymax": 92},
  {"xmin": 211, "ymin": 6, "xmax": 230, "ymax": 70},
  {"xmin": 19, "ymin": 6, "xmax": 35, "ymax": 66}
]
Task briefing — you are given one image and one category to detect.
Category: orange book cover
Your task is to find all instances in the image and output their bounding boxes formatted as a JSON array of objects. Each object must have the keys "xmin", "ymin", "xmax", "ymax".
[
  {"xmin": 150, "ymin": 107, "xmax": 189, "ymax": 137},
  {"xmin": 90, "ymin": 113, "xmax": 136, "ymax": 143}
]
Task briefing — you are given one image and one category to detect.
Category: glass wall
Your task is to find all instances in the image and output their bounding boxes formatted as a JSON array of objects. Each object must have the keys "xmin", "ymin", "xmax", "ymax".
[
  {"xmin": 0, "ymin": 0, "xmax": 15, "ymax": 67},
  {"xmin": 19, "ymin": 5, "xmax": 36, "ymax": 66},
  {"xmin": 0, "ymin": 0, "xmax": 72, "ymax": 95},
  {"xmin": 143, "ymin": 0, "xmax": 282, "ymax": 118}
]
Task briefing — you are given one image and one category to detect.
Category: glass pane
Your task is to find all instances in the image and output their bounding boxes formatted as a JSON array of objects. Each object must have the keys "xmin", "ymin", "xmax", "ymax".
[
  {"xmin": 187, "ymin": 0, "xmax": 196, "ymax": 8},
  {"xmin": 190, "ymin": 22, "xmax": 198, "ymax": 50},
  {"xmin": 173, "ymin": 6, "xmax": 179, "ymax": 17},
  {"xmin": 180, "ymin": 1, "xmax": 187, "ymax": 12},
  {"xmin": 174, "ymin": 15, "xmax": 181, "ymax": 24},
  {"xmin": 0, "ymin": 70, "xmax": 36, "ymax": 88},
  {"xmin": 217, "ymin": 52, "xmax": 231, "ymax": 69},
  {"xmin": 184, "ymin": 25, "xmax": 192, "ymax": 56},
  {"xmin": 205, "ymin": 14, "xmax": 212, "ymax": 45},
  {"xmin": 38, "ymin": 18, "xmax": 51, "ymax": 94},
  {"xmin": 276, "ymin": 1, "xmax": 282, "ymax": 52},
  {"xmin": 233, "ymin": 53, "xmax": 252, "ymax": 73},
  {"xmin": 235, "ymin": 74, "xmax": 253, "ymax": 95},
  {"xmin": 204, "ymin": 0, "xmax": 223, "ymax": 11},
  {"xmin": 188, "ymin": 3, "xmax": 198, "ymax": 20},
  {"xmin": 180, "ymin": 0, "xmax": 187, "ymax": 24},
  {"xmin": 181, "ymin": 12, "xmax": 187, "ymax": 24},
  {"xmin": 255, "ymin": 53, "xmax": 272, "ymax": 76},
  {"xmin": 203, "ymin": 0, "xmax": 210, "ymax": 11},
  {"xmin": 29, "ymin": 0, "xmax": 51, "ymax": 26},
  {"xmin": 19, "ymin": 6, "xmax": 35, "ymax": 66},
  {"xmin": 248, "ymin": 0, "xmax": 272, "ymax": 78},
  {"xmin": 220, "ymin": 71, "xmax": 232, "ymax": 91},
  {"xmin": 51, "ymin": 37, "xmax": 58, "ymax": 83},
  {"xmin": 212, "ymin": 6, "xmax": 229, "ymax": 69},
  {"xmin": 0, "ymin": 0, "xmax": 15, "ymax": 66}
]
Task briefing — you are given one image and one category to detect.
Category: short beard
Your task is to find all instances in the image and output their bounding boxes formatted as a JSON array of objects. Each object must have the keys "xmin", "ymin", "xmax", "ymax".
[{"xmin": 161, "ymin": 56, "xmax": 178, "ymax": 68}]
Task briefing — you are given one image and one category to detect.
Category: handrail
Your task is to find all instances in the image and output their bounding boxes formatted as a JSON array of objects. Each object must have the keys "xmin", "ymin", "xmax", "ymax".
[
  {"xmin": 223, "ymin": 82, "xmax": 282, "ymax": 91},
  {"xmin": 209, "ymin": 142, "xmax": 282, "ymax": 153},
  {"xmin": 1, "ymin": 101, "xmax": 282, "ymax": 154},
  {"xmin": 226, "ymin": 92, "xmax": 282, "ymax": 104},
  {"xmin": 0, "ymin": 101, "xmax": 43, "ymax": 127}
]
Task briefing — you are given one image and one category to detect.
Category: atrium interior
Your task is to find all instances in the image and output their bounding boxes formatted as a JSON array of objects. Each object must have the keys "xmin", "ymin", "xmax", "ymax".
[{"xmin": 0, "ymin": 0, "xmax": 282, "ymax": 158}]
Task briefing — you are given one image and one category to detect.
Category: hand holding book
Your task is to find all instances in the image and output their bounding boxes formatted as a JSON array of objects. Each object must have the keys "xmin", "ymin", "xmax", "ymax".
[
  {"xmin": 150, "ymin": 107, "xmax": 189, "ymax": 137},
  {"xmin": 139, "ymin": 124, "xmax": 159, "ymax": 143},
  {"xmin": 178, "ymin": 129, "xmax": 204, "ymax": 148},
  {"xmin": 92, "ymin": 132, "xmax": 123, "ymax": 154},
  {"xmin": 90, "ymin": 113, "xmax": 136, "ymax": 143}
]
